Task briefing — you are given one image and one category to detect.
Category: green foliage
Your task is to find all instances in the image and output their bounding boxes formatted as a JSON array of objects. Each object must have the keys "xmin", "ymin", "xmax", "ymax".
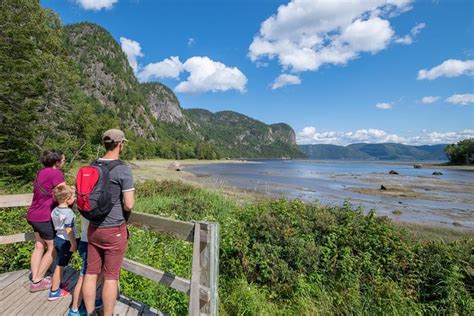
[
  {"xmin": 0, "ymin": 0, "xmax": 71, "ymax": 182},
  {"xmin": 185, "ymin": 109, "xmax": 305, "ymax": 159},
  {"xmin": 1, "ymin": 181, "xmax": 472, "ymax": 314},
  {"xmin": 301, "ymin": 143, "xmax": 449, "ymax": 161},
  {"xmin": 445, "ymin": 138, "xmax": 474, "ymax": 165}
]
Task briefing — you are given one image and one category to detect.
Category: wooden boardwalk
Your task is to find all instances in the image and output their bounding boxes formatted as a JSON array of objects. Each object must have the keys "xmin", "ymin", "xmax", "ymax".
[
  {"xmin": 0, "ymin": 269, "xmax": 162, "ymax": 316},
  {"xmin": 0, "ymin": 194, "xmax": 219, "ymax": 315}
]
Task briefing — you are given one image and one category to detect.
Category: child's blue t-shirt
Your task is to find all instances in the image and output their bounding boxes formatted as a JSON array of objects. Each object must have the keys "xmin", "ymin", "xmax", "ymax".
[{"xmin": 51, "ymin": 206, "xmax": 79, "ymax": 240}]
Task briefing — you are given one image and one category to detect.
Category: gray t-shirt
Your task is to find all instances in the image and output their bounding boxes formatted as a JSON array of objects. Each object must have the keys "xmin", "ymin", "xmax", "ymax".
[
  {"xmin": 51, "ymin": 207, "xmax": 79, "ymax": 240},
  {"xmin": 90, "ymin": 159, "xmax": 134, "ymax": 228}
]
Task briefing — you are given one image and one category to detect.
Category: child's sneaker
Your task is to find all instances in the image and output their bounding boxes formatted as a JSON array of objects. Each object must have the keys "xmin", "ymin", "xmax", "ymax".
[
  {"xmin": 29, "ymin": 277, "xmax": 52, "ymax": 292},
  {"xmin": 48, "ymin": 288, "xmax": 70, "ymax": 301},
  {"xmin": 67, "ymin": 307, "xmax": 84, "ymax": 316}
]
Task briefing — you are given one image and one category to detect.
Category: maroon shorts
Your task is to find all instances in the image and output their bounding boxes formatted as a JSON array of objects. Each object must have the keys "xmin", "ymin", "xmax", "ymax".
[{"xmin": 86, "ymin": 224, "xmax": 128, "ymax": 280}]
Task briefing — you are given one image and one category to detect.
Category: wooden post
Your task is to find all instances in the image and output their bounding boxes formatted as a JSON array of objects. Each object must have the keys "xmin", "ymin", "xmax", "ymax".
[
  {"xmin": 189, "ymin": 222, "xmax": 201, "ymax": 316},
  {"xmin": 199, "ymin": 222, "xmax": 219, "ymax": 316}
]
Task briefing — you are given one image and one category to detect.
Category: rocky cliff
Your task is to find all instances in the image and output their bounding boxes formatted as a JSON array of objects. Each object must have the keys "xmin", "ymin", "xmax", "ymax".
[{"xmin": 63, "ymin": 22, "xmax": 303, "ymax": 158}]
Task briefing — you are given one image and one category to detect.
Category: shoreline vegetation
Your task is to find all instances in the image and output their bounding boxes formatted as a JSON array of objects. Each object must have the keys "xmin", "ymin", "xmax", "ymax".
[{"xmin": 1, "ymin": 174, "xmax": 472, "ymax": 314}]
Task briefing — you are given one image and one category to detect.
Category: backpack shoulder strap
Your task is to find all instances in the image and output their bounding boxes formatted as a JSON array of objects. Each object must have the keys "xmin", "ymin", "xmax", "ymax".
[
  {"xmin": 34, "ymin": 176, "xmax": 50, "ymax": 196},
  {"xmin": 104, "ymin": 160, "xmax": 124, "ymax": 172},
  {"xmin": 91, "ymin": 159, "xmax": 124, "ymax": 172}
]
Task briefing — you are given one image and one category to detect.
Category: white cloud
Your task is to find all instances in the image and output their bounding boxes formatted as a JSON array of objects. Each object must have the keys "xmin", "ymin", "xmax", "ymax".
[
  {"xmin": 421, "ymin": 96, "xmax": 440, "ymax": 104},
  {"xmin": 419, "ymin": 130, "xmax": 474, "ymax": 144},
  {"xmin": 175, "ymin": 56, "xmax": 247, "ymax": 93},
  {"xmin": 137, "ymin": 57, "xmax": 184, "ymax": 82},
  {"xmin": 297, "ymin": 127, "xmax": 404, "ymax": 145},
  {"xmin": 187, "ymin": 38, "xmax": 195, "ymax": 47},
  {"xmin": 271, "ymin": 74, "xmax": 301, "ymax": 89},
  {"xmin": 445, "ymin": 93, "xmax": 474, "ymax": 105},
  {"xmin": 119, "ymin": 38, "xmax": 247, "ymax": 93},
  {"xmin": 120, "ymin": 37, "xmax": 143, "ymax": 73},
  {"xmin": 297, "ymin": 126, "xmax": 474, "ymax": 145},
  {"xmin": 75, "ymin": 0, "xmax": 117, "ymax": 11},
  {"xmin": 375, "ymin": 102, "xmax": 393, "ymax": 109},
  {"xmin": 249, "ymin": 0, "xmax": 413, "ymax": 74},
  {"xmin": 417, "ymin": 59, "xmax": 474, "ymax": 80},
  {"xmin": 395, "ymin": 22, "xmax": 426, "ymax": 45}
]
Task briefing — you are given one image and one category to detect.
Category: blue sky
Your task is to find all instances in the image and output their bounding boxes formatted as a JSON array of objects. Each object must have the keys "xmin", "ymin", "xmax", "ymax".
[{"xmin": 41, "ymin": 0, "xmax": 473, "ymax": 145}]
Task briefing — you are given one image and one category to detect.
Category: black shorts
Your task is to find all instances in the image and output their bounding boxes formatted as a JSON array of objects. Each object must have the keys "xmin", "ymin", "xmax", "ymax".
[{"xmin": 27, "ymin": 220, "xmax": 55, "ymax": 241}]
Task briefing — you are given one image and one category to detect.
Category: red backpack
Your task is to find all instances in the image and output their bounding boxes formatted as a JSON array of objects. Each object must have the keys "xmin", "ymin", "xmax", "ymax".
[{"xmin": 76, "ymin": 160, "xmax": 123, "ymax": 221}]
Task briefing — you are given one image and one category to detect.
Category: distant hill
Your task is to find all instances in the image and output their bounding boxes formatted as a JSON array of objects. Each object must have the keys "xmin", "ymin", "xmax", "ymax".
[
  {"xmin": 300, "ymin": 143, "xmax": 448, "ymax": 161},
  {"xmin": 186, "ymin": 109, "xmax": 304, "ymax": 158},
  {"xmin": 62, "ymin": 22, "xmax": 303, "ymax": 159}
]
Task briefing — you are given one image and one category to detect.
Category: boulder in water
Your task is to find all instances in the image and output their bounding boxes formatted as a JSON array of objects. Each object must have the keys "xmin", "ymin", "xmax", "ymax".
[
  {"xmin": 380, "ymin": 185, "xmax": 387, "ymax": 190},
  {"xmin": 432, "ymin": 171, "xmax": 443, "ymax": 175},
  {"xmin": 168, "ymin": 162, "xmax": 182, "ymax": 171},
  {"xmin": 414, "ymin": 164, "xmax": 423, "ymax": 169},
  {"xmin": 389, "ymin": 170, "xmax": 399, "ymax": 175}
]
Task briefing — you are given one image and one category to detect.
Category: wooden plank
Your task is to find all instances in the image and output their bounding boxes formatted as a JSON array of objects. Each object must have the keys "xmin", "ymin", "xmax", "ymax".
[
  {"xmin": 0, "ymin": 232, "xmax": 35, "ymax": 245},
  {"xmin": 141, "ymin": 305, "xmax": 163, "ymax": 316},
  {"xmin": 189, "ymin": 223, "xmax": 201, "ymax": 316},
  {"xmin": 114, "ymin": 295, "xmax": 131, "ymax": 315},
  {"xmin": 207, "ymin": 223, "xmax": 219, "ymax": 316},
  {"xmin": 3, "ymin": 278, "xmax": 43, "ymax": 316},
  {"xmin": 0, "ymin": 193, "xmax": 32, "ymax": 208},
  {"xmin": 0, "ymin": 269, "xmax": 29, "ymax": 291},
  {"xmin": 126, "ymin": 300, "xmax": 143, "ymax": 316},
  {"xmin": 197, "ymin": 222, "xmax": 219, "ymax": 315},
  {"xmin": 128, "ymin": 212, "xmax": 208, "ymax": 243},
  {"xmin": 121, "ymin": 258, "xmax": 210, "ymax": 302},
  {"xmin": 31, "ymin": 268, "xmax": 77, "ymax": 316}
]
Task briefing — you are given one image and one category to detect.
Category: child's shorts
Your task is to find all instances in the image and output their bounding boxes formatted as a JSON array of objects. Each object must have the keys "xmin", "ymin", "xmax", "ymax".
[
  {"xmin": 54, "ymin": 236, "xmax": 77, "ymax": 267},
  {"xmin": 78, "ymin": 241, "xmax": 88, "ymax": 276}
]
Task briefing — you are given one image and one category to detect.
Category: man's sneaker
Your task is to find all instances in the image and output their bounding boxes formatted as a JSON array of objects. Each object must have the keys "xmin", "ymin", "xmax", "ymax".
[
  {"xmin": 48, "ymin": 288, "xmax": 70, "ymax": 301},
  {"xmin": 30, "ymin": 278, "xmax": 52, "ymax": 292}
]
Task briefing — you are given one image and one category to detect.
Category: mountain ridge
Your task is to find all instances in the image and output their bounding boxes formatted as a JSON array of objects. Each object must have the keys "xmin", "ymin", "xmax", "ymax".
[
  {"xmin": 300, "ymin": 143, "xmax": 448, "ymax": 161},
  {"xmin": 62, "ymin": 21, "xmax": 303, "ymax": 159}
]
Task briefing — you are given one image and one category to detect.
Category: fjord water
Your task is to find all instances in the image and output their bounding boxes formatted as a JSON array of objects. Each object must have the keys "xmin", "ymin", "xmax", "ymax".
[{"xmin": 188, "ymin": 160, "xmax": 474, "ymax": 229}]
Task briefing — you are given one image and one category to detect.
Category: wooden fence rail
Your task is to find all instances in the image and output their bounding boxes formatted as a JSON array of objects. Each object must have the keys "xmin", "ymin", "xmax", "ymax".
[{"xmin": 0, "ymin": 194, "xmax": 219, "ymax": 315}]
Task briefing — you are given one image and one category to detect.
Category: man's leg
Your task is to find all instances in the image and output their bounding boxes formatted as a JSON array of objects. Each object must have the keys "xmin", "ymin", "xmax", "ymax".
[
  {"xmin": 102, "ymin": 279, "xmax": 119, "ymax": 315},
  {"xmin": 101, "ymin": 224, "xmax": 128, "ymax": 315},
  {"xmin": 71, "ymin": 275, "xmax": 84, "ymax": 311},
  {"xmin": 82, "ymin": 273, "xmax": 98, "ymax": 314}
]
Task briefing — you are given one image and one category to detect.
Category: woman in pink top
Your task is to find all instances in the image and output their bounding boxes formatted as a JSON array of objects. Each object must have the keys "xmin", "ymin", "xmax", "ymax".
[{"xmin": 26, "ymin": 150, "xmax": 66, "ymax": 292}]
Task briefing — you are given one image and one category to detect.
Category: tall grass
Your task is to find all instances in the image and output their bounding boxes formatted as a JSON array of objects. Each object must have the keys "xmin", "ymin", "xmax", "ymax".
[{"xmin": 0, "ymin": 180, "xmax": 472, "ymax": 315}]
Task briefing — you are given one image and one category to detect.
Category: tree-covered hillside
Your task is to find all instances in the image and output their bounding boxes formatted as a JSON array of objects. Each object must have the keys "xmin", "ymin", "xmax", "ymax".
[
  {"xmin": 299, "ymin": 144, "xmax": 373, "ymax": 160},
  {"xmin": 186, "ymin": 109, "xmax": 304, "ymax": 158},
  {"xmin": 0, "ymin": 1, "xmax": 303, "ymax": 184},
  {"xmin": 300, "ymin": 143, "xmax": 449, "ymax": 161}
]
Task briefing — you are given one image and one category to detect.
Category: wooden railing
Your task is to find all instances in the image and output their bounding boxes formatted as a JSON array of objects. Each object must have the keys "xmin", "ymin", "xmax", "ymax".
[{"xmin": 0, "ymin": 194, "xmax": 219, "ymax": 316}]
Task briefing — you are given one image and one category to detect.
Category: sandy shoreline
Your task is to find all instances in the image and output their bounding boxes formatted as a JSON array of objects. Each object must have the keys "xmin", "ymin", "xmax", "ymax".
[{"xmin": 129, "ymin": 159, "xmax": 473, "ymax": 233}]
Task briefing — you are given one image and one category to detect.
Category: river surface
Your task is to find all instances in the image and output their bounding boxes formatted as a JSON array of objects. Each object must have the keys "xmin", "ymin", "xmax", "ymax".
[{"xmin": 187, "ymin": 160, "xmax": 474, "ymax": 229}]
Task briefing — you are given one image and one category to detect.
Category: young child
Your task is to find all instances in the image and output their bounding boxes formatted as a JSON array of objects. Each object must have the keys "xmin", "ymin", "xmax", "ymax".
[{"xmin": 49, "ymin": 185, "xmax": 78, "ymax": 301}]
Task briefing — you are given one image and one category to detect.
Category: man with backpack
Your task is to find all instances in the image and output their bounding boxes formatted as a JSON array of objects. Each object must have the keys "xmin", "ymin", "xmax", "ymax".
[{"xmin": 79, "ymin": 129, "xmax": 135, "ymax": 316}]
